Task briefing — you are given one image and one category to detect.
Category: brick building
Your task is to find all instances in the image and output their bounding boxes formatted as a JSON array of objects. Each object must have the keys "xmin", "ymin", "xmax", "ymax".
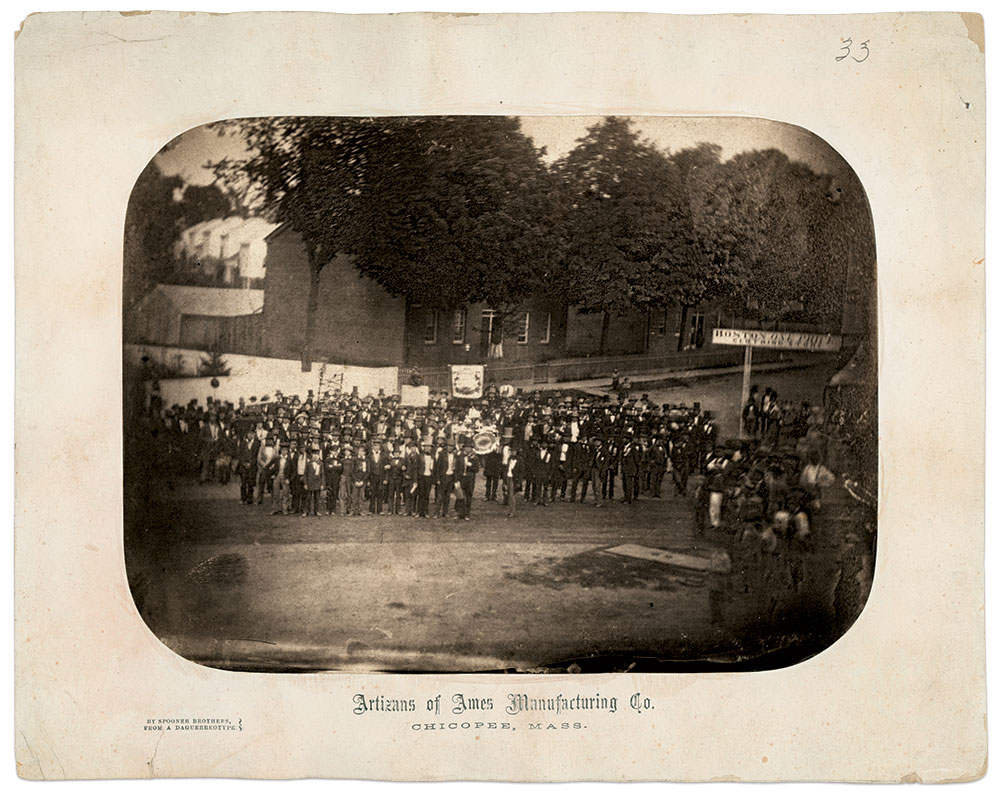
[
  {"xmin": 404, "ymin": 299, "xmax": 569, "ymax": 367},
  {"xmin": 261, "ymin": 225, "xmax": 407, "ymax": 367},
  {"xmin": 258, "ymin": 223, "xmax": 863, "ymax": 373},
  {"xmin": 260, "ymin": 223, "xmax": 651, "ymax": 369}
]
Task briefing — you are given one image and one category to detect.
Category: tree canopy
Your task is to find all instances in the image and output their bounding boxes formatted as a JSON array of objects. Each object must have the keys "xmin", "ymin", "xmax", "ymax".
[
  {"xmin": 342, "ymin": 116, "xmax": 558, "ymax": 311},
  {"xmin": 211, "ymin": 116, "xmax": 559, "ymax": 361},
  {"xmin": 200, "ymin": 114, "xmax": 868, "ymax": 361},
  {"xmin": 551, "ymin": 121, "xmax": 752, "ymax": 351},
  {"xmin": 214, "ymin": 116, "xmax": 557, "ymax": 308}
]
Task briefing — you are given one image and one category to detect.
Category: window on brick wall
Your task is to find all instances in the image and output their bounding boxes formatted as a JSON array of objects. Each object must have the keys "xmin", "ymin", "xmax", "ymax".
[
  {"xmin": 517, "ymin": 312, "xmax": 530, "ymax": 344},
  {"xmin": 423, "ymin": 309, "xmax": 438, "ymax": 344},
  {"xmin": 452, "ymin": 308, "xmax": 467, "ymax": 344},
  {"xmin": 541, "ymin": 312, "xmax": 551, "ymax": 344}
]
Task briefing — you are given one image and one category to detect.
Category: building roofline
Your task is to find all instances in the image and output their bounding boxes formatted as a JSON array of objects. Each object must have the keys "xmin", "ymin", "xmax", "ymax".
[{"xmin": 264, "ymin": 222, "xmax": 291, "ymax": 242}]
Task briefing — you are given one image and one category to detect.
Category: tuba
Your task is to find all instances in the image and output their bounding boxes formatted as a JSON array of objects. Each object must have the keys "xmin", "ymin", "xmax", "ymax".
[{"xmin": 472, "ymin": 427, "xmax": 499, "ymax": 455}]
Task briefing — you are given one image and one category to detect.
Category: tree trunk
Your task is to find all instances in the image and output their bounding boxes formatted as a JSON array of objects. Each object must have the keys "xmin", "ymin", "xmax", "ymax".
[
  {"xmin": 599, "ymin": 311, "xmax": 610, "ymax": 356},
  {"xmin": 302, "ymin": 260, "xmax": 322, "ymax": 372},
  {"xmin": 676, "ymin": 305, "xmax": 690, "ymax": 352}
]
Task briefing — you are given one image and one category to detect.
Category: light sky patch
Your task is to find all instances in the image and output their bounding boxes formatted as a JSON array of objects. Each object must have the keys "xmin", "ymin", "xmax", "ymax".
[{"xmin": 155, "ymin": 114, "xmax": 851, "ymax": 189}]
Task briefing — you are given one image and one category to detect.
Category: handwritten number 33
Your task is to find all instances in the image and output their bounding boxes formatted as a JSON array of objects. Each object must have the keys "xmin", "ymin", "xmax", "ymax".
[{"xmin": 836, "ymin": 37, "xmax": 870, "ymax": 63}]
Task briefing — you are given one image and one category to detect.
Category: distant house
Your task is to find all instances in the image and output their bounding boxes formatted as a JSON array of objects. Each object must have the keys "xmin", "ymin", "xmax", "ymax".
[
  {"xmin": 173, "ymin": 216, "xmax": 280, "ymax": 287},
  {"xmin": 126, "ymin": 284, "xmax": 264, "ymax": 352}
]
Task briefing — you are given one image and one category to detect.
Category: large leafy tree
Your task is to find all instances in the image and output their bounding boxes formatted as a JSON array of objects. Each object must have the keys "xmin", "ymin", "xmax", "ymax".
[
  {"xmin": 180, "ymin": 183, "xmax": 233, "ymax": 227},
  {"xmin": 658, "ymin": 143, "xmax": 747, "ymax": 349},
  {"xmin": 211, "ymin": 117, "xmax": 376, "ymax": 365},
  {"xmin": 701, "ymin": 149, "xmax": 832, "ymax": 326},
  {"xmin": 553, "ymin": 122, "xmax": 850, "ymax": 350},
  {"xmin": 551, "ymin": 117, "xmax": 675, "ymax": 354},
  {"xmin": 553, "ymin": 119, "xmax": 747, "ymax": 354},
  {"xmin": 344, "ymin": 116, "xmax": 558, "ymax": 349},
  {"xmin": 212, "ymin": 115, "xmax": 557, "ymax": 362},
  {"xmin": 796, "ymin": 166, "xmax": 875, "ymax": 331}
]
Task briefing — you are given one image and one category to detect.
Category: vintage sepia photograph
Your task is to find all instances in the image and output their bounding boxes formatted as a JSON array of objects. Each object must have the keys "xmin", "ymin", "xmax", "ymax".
[
  {"xmin": 15, "ymin": 7, "xmax": 987, "ymax": 781},
  {"xmin": 122, "ymin": 115, "xmax": 878, "ymax": 674}
]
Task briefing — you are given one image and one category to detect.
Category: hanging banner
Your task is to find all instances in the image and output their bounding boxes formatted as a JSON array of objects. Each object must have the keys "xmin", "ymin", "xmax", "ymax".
[
  {"xmin": 712, "ymin": 328, "xmax": 843, "ymax": 352},
  {"xmin": 450, "ymin": 364, "xmax": 484, "ymax": 399},
  {"xmin": 400, "ymin": 384, "xmax": 430, "ymax": 407}
]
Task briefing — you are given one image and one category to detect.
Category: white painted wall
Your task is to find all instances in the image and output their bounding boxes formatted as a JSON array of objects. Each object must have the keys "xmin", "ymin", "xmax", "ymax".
[{"xmin": 126, "ymin": 344, "xmax": 398, "ymax": 407}]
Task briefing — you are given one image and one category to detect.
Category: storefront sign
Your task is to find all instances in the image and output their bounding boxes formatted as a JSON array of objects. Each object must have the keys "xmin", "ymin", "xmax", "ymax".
[{"xmin": 712, "ymin": 328, "xmax": 843, "ymax": 352}]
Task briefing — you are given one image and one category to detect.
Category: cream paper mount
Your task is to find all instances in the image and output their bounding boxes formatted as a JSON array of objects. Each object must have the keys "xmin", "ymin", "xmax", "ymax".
[{"xmin": 14, "ymin": 10, "xmax": 986, "ymax": 782}]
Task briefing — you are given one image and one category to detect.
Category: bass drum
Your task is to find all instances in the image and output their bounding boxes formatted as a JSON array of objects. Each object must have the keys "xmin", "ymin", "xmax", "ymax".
[{"xmin": 472, "ymin": 428, "xmax": 499, "ymax": 456}]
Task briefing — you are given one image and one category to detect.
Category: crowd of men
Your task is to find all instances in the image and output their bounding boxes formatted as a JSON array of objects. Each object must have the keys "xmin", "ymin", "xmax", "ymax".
[{"xmin": 136, "ymin": 378, "xmax": 837, "ymax": 543}]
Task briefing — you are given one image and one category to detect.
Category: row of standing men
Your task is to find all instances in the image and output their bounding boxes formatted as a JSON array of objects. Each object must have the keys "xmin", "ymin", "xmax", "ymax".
[{"xmin": 238, "ymin": 427, "xmax": 714, "ymax": 519}]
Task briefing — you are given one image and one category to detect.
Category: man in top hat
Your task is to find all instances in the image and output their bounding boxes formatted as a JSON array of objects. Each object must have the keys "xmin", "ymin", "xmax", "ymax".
[
  {"xmin": 270, "ymin": 441, "xmax": 292, "ymax": 515},
  {"xmin": 588, "ymin": 436, "xmax": 610, "ymax": 508},
  {"xmin": 255, "ymin": 433, "xmax": 276, "ymax": 504},
  {"xmin": 522, "ymin": 438, "xmax": 541, "ymax": 505},
  {"xmin": 543, "ymin": 438, "xmax": 561, "ymax": 505},
  {"xmin": 237, "ymin": 426, "xmax": 260, "ymax": 505},
  {"xmin": 457, "ymin": 440, "xmax": 479, "ymax": 521},
  {"xmin": 338, "ymin": 445, "xmax": 354, "ymax": 516},
  {"xmin": 647, "ymin": 432, "xmax": 669, "ymax": 498},
  {"xmin": 214, "ymin": 425, "xmax": 234, "ymax": 486},
  {"xmin": 303, "ymin": 446, "xmax": 325, "ymax": 517},
  {"xmin": 198, "ymin": 411, "xmax": 222, "ymax": 484},
  {"xmin": 670, "ymin": 429, "xmax": 693, "ymax": 497},
  {"xmin": 275, "ymin": 408, "xmax": 292, "ymax": 441},
  {"xmin": 568, "ymin": 437, "xmax": 590, "ymax": 503},
  {"xmin": 416, "ymin": 441, "xmax": 436, "ymax": 518},
  {"xmin": 483, "ymin": 441, "xmax": 502, "ymax": 502},
  {"xmin": 498, "ymin": 429, "xmax": 516, "ymax": 506},
  {"xmin": 619, "ymin": 434, "xmax": 641, "ymax": 504},
  {"xmin": 347, "ymin": 442, "xmax": 367, "ymax": 516},
  {"xmin": 695, "ymin": 410, "xmax": 718, "ymax": 473},
  {"xmin": 367, "ymin": 438, "xmax": 391, "ymax": 516},
  {"xmin": 434, "ymin": 439, "xmax": 460, "ymax": 518},
  {"xmin": 290, "ymin": 438, "xmax": 309, "ymax": 515},
  {"xmin": 386, "ymin": 449, "xmax": 406, "ymax": 515},
  {"xmin": 323, "ymin": 439, "xmax": 343, "ymax": 515},
  {"xmin": 402, "ymin": 438, "xmax": 420, "ymax": 516},
  {"xmin": 602, "ymin": 435, "xmax": 619, "ymax": 502},
  {"xmin": 553, "ymin": 434, "xmax": 572, "ymax": 501},
  {"xmin": 502, "ymin": 443, "xmax": 524, "ymax": 519}
]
